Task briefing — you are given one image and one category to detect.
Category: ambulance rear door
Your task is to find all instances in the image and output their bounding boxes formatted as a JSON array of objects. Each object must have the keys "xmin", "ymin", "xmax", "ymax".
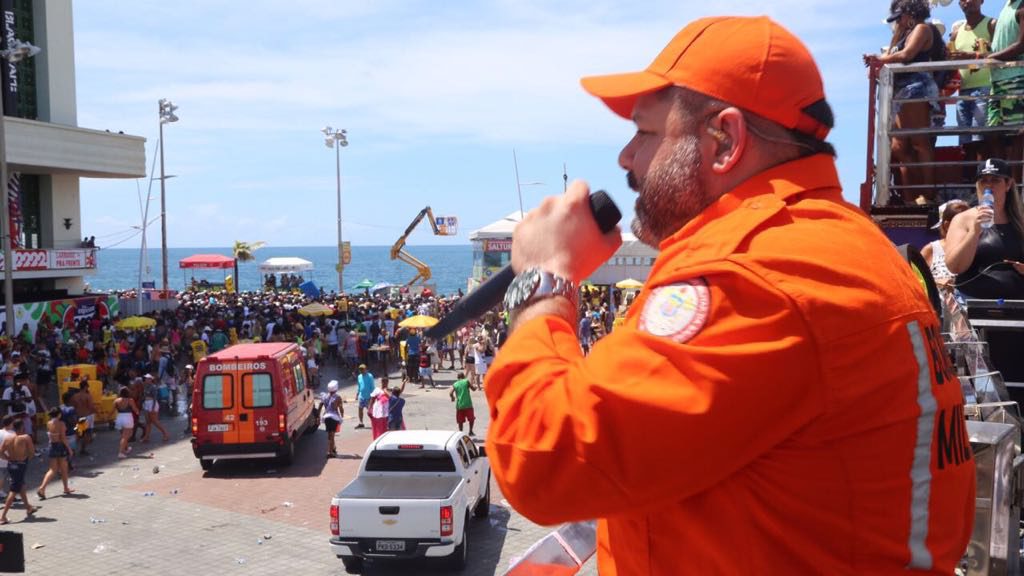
[
  {"xmin": 240, "ymin": 369, "xmax": 276, "ymax": 443},
  {"xmin": 200, "ymin": 370, "xmax": 238, "ymax": 445}
]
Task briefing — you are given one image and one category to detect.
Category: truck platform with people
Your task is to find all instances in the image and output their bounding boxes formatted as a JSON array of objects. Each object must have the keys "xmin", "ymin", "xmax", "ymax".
[{"xmin": 867, "ymin": 47, "xmax": 1024, "ymax": 573}]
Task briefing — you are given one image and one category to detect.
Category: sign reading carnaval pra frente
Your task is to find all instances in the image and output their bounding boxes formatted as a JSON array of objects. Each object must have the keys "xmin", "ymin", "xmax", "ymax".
[{"xmin": 0, "ymin": 248, "xmax": 97, "ymax": 272}]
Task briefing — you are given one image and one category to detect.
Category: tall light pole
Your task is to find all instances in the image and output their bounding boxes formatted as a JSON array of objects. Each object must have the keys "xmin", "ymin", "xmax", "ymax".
[
  {"xmin": 0, "ymin": 39, "xmax": 40, "ymax": 336},
  {"xmin": 158, "ymin": 98, "xmax": 178, "ymax": 294},
  {"xmin": 321, "ymin": 126, "xmax": 348, "ymax": 293}
]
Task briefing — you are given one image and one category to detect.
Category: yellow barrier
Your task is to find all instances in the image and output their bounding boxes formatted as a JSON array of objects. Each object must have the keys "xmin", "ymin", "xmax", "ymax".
[
  {"xmin": 56, "ymin": 364, "xmax": 97, "ymax": 385},
  {"xmin": 95, "ymin": 395, "xmax": 116, "ymax": 425}
]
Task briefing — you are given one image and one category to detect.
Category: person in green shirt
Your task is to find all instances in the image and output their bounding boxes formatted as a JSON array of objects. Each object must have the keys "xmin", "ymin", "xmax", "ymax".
[
  {"xmin": 449, "ymin": 372, "xmax": 478, "ymax": 436},
  {"xmin": 209, "ymin": 327, "xmax": 229, "ymax": 353},
  {"xmin": 988, "ymin": 0, "xmax": 1024, "ymax": 175}
]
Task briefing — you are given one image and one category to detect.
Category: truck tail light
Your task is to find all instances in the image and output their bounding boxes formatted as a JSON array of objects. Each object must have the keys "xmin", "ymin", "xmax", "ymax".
[
  {"xmin": 278, "ymin": 414, "xmax": 286, "ymax": 433},
  {"xmin": 330, "ymin": 504, "xmax": 339, "ymax": 536},
  {"xmin": 191, "ymin": 417, "xmax": 198, "ymax": 435},
  {"xmin": 440, "ymin": 505, "xmax": 453, "ymax": 537}
]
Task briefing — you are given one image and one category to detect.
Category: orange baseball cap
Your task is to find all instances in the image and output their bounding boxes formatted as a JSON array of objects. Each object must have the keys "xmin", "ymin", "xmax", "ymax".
[{"xmin": 580, "ymin": 16, "xmax": 832, "ymax": 140}]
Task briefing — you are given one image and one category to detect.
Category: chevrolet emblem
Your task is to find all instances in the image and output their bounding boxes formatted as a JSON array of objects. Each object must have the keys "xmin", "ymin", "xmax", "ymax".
[{"xmin": 382, "ymin": 519, "xmax": 397, "ymax": 526}]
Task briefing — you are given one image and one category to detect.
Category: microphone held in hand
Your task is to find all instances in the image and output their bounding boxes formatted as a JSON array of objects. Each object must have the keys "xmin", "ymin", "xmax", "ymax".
[{"xmin": 424, "ymin": 190, "xmax": 621, "ymax": 340}]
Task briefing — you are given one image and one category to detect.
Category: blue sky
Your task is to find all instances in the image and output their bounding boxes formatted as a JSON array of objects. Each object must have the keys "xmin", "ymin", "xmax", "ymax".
[{"xmin": 74, "ymin": 0, "xmax": 972, "ymax": 249}]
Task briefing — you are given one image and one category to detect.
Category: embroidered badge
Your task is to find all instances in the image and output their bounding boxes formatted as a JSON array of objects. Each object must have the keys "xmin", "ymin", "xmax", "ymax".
[{"xmin": 638, "ymin": 279, "xmax": 711, "ymax": 343}]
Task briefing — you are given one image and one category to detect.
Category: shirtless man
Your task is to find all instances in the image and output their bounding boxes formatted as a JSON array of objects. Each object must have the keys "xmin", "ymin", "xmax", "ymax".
[
  {"xmin": 0, "ymin": 418, "xmax": 37, "ymax": 523},
  {"xmin": 70, "ymin": 382, "xmax": 96, "ymax": 455}
]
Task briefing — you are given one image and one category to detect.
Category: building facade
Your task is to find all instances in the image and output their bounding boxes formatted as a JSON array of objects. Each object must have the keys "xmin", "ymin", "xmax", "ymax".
[
  {"xmin": 2, "ymin": 0, "xmax": 144, "ymax": 308},
  {"xmin": 468, "ymin": 211, "xmax": 657, "ymax": 291}
]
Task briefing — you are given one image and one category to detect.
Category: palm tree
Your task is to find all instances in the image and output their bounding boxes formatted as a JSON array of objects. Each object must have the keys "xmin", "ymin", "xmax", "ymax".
[{"xmin": 232, "ymin": 240, "xmax": 266, "ymax": 292}]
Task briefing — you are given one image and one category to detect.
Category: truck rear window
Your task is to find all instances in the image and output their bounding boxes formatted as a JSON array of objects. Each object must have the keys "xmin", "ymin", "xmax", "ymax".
[{"xmin": 365, "ymin": 450, "xmax": 456, "ymax": 472}]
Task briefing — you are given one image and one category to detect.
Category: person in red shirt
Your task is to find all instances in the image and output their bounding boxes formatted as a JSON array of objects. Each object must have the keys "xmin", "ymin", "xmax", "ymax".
[{"xmin": 485, "ymin": 16, "xmax": 975, "ymax": 575}]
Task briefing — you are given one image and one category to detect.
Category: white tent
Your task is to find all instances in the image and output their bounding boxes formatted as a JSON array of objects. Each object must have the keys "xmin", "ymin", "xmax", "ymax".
[
  {"xmin": 469, "ymin": 211, "xmax": 522, "ymax": 241},
  {"xmin": 258, "ymin": 257, "xmax": 314, "ymax": 274}
]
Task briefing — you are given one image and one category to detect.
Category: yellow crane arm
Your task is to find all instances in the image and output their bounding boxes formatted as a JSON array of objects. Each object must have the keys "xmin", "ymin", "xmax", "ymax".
[
  {"xmin": 394, "ymin": 249, "xmax": 432, "ymax": 285},
  {"xmin": 389, "ymin": 206, "xmax": 446, "ymax": 285},
  {"xmin": 390, "ymin": 206, "xmax": 439, "ymax": 260}
]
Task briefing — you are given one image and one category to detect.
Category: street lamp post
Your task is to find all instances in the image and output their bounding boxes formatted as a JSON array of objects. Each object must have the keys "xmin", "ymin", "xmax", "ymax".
[
  {"xmin": 0, "ymin": 39, "xmax": 40, "ymax": 337},
  {"xmin": 321, "ymin": 126, "xmax": 348, "ymax": 294},
  {"xmin": 511, "ymin": 149, "xmax": 544, "ymax": 219},
  {"xmin": 158, "ymin": 98, "xmax": 178, "ymax": 294}
]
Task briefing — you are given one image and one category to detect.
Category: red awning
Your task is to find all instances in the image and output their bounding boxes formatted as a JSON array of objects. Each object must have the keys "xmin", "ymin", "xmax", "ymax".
[{"xmin": 178, "ymin": 254, "xmax": 235, "ymax": 269}]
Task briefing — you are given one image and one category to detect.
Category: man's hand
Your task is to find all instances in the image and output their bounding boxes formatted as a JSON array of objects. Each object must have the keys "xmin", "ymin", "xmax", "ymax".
[
  {"xmin": 1005, "ymin": 260, "xmax": 1024, "ymax": 276},
  {"xmin": 511, "ymin": 181, "xmax": 622, "ymax": 282}
]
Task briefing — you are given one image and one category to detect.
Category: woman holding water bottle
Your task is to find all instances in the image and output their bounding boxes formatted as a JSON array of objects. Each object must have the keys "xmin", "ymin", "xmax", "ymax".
[{"xmin": 945, "ymin": 158, "xmax": 1024, "ymax": 298}]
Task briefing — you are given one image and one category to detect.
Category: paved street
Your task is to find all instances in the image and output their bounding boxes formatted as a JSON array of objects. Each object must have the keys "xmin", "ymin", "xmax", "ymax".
[{"xmin": 3, "ymin": 360, "xmax": 597, "ymax": 575}]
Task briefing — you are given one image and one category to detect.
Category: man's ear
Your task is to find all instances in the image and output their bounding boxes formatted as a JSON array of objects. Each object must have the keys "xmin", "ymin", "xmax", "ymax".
[{"xmin": 706, "ymin": 107, "xmax": 747, "ymax": 174}]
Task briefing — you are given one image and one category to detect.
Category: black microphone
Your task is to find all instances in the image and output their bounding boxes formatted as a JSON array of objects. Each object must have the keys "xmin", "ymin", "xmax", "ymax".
[{"xmin": 425, "ymin": 190, "xmax": 621, "ymax": 340}]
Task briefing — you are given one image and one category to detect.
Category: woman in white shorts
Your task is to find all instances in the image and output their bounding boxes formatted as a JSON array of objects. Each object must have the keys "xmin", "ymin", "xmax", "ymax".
[
  {"xmin": 141, "ymin": 387, "xmax": 169, "ymax": 443},
  {"xmin": 114, "ymin": 387, "xmax": 139, "ymax": 459}
]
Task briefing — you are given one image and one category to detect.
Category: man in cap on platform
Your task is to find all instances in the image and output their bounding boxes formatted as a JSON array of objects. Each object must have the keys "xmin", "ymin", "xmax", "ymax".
[{"xmin": 484, "ymin": 16, "xmax": 974, "ymax": 574}]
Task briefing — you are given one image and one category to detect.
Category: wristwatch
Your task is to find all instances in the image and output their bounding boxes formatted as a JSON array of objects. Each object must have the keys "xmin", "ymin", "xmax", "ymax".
[{"xmin": 503, "ymin": 267, "xmax": 577, "ymax": 312}]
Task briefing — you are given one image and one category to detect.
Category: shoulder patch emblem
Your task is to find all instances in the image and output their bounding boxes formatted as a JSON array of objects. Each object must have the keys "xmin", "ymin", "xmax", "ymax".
[{"xmin": 638, "ymin": 278, "xmax": 711, "ymax": 343}]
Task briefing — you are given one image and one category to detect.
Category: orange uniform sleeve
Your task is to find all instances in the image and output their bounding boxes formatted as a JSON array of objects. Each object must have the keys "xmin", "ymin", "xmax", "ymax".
[{"xmin": 484, "ymin": 263, "xmax": 825, "ymax": 525}]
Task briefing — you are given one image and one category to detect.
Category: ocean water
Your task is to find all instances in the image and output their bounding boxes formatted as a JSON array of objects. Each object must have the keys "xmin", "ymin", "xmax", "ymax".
[{"xmin": 90, "ymin": 245, "xmax": 474, "ymax": 296}]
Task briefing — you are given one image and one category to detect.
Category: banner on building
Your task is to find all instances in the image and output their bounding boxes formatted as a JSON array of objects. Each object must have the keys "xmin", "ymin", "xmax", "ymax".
[
  {"xmin": 484, "ymin": 239, "xmax": 512, "ymax": 252},
  {"xmin": 1, "ymin": 0, "xmax": 14, "ymax": 117},
  {"xmin": 1, "ymin": 295, "xmax": 119, "ymax": 338},
  {"xmin": 0, "ymin": 248, "xmax": 97, "ymax": 272},
  {"xmin": 7, "ymin": 172, "xmax": 20, "ymax": 248}
]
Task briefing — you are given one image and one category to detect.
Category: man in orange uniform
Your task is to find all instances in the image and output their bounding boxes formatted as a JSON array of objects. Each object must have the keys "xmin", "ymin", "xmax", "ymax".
[{"xmin": 485, "ymin": 16, "xmax": 975, "ymax": 575}]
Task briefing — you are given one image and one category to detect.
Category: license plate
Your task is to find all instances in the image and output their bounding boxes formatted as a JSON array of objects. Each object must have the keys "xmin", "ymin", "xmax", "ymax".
[
  {"xmin": 376, "ymin": 540, "xmax": 405, "ymax": 552},
  {"xmin": 207, "ymin": 424, "xmax": 230, "ymax": 432}
]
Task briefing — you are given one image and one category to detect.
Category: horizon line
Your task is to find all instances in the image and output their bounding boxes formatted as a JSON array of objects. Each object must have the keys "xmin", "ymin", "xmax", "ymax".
[{"xmin": 98, "ymin": 244, "xmax": 475, "ymax": 251}]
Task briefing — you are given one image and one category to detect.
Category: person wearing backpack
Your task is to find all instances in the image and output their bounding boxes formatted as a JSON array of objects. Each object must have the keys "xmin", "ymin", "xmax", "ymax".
[{"xmin": 318, "ymin": 380, "xmax": 344, "ymax": 458}]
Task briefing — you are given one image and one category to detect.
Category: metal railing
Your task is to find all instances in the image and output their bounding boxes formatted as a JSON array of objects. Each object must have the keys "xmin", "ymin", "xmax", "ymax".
[
  {"xmin": 867, "ymin": 59, "xmax": 1024, "ymax": 208},
  {"xmin": 119, "ymin": 298, "xmax": 178, "ymax": 315}
]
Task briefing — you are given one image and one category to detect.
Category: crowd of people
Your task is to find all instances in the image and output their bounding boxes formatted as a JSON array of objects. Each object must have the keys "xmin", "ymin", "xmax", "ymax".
[
  {"xmin": 0, "ymin": 279, "xmax": 635, "ymax": 518},
  {"xmin": 864, "ymin": 0, "xmax": 1023, "ymax": 205},
  {"xmin": 263, "ymin": 273, "xmax": 306, "ymax": 291}
]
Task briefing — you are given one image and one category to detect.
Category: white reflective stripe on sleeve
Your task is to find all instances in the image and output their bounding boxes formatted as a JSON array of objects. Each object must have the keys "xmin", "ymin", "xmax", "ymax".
[{"xmin": 906, "ymin": 321, "xmax": 936, "ymax": 570}]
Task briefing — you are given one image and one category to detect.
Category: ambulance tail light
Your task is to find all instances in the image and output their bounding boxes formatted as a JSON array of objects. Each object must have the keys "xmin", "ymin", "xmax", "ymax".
[
  {"xmin": 440, "ymin": 505, "xmax": 453, "ymax": 537},
  {"xmin": 330, "ymin": 504, "xmax": 339, "ymax": 536},
  {"xmin": 278, "ymin": 414, "xmax": 286, "ymax": 433}
]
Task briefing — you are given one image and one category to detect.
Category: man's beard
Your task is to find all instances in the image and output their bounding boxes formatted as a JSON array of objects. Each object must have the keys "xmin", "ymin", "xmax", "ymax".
[{"xmin": 628, "ymin": 132, "xmax": 713, "ymax": 248}]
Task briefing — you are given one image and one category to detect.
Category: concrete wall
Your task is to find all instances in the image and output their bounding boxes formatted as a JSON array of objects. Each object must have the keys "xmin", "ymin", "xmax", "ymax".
[
  {"xmin": 32, "ymin": 0, "xmax": 77, "ymax": 126},
  {"xmin": 47, "ymin": 173, "xmax": 80, "ymax": 249},
  {"xmin": 30, "ymin": 0, "xmax": 83, "ymax": 297},
  {"xmin": 6, "ymin": 117, "xmax": 147, "ymax": 177}
]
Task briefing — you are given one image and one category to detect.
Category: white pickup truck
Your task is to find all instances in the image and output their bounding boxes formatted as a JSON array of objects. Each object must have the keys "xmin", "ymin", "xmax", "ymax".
[{"xmin": 329, "ymin": 430, "xmax": 491, "ymax": 574}]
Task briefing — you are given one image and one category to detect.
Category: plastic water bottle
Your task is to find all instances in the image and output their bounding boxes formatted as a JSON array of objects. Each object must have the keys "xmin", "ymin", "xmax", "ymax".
[{"xmin": 981, "ymin": 188, "xmax": 995, "ymax": 230}]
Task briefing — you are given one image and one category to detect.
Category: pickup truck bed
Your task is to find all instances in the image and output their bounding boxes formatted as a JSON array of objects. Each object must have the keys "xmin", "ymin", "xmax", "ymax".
[{"xmin": 339, "ymin": 476, "xmax": 462, "ymax": 501}]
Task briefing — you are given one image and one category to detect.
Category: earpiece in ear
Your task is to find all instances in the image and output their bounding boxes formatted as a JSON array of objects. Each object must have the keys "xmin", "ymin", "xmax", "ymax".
[{"xmin": 706, "ymin": 126, "xmax": 729, "ymax": 144}]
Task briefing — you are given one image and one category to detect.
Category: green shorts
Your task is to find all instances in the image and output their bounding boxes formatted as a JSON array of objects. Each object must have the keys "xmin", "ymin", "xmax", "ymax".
[{"xmin": 988, "ymin": 75, "xmax": 1024, "ymax": 127}]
